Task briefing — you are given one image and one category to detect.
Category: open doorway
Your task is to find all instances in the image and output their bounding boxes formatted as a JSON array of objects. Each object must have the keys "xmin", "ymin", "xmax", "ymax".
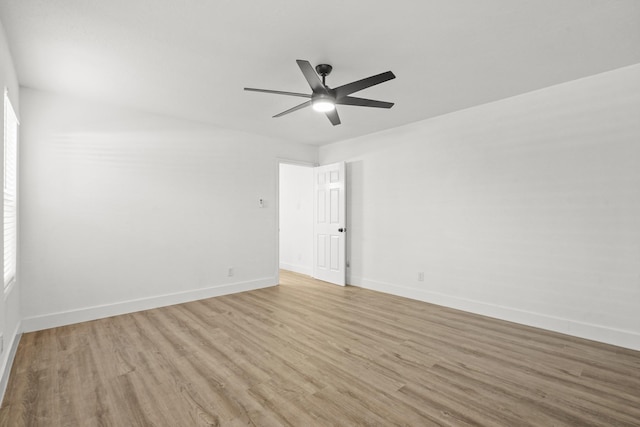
[{"xmin": 278, "ymin": 163, "xmax": 314, "ymax": 276}]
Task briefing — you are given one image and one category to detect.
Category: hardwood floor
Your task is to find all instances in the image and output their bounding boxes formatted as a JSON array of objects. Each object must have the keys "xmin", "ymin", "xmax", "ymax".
[{"xmin": 1, "ymin": 270, "xmax": 639, "ymax": 426}]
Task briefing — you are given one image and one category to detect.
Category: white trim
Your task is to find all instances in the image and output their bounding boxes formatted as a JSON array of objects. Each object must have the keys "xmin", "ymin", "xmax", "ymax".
[
  {"xmin": 275, "ymin": 159, "xmax": 281, "ymax": 284},
  {"xmin": 276, "ymin": 158, "xmax": 318, "ymax": 168},
  {"xmin": 2, "ymin": 88, "xmax": 19, "ymax": 125},
  {"xmin": 0, "ymin": 323, "xmax": 22, "ymax": 404},
  {"xmin": 279, "ymin": 262, "xmax": 312, "ymax": 276},
  {"xmin": 21, "ymin": 278, "xmax": 276, "ymax": 333},
  {"xmin": 349, "ymin": 275, "xmax": 640, "ymax": 351},
  {"xmin": 2, "ymin": 277, "xmax": 16, "ymax": 301}
]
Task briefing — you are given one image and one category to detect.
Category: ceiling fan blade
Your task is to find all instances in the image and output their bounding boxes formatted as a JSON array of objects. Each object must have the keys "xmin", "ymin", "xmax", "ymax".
[
  {"xmin": 336, "ymin": 96, "xmax": 394, "ymax": 109},
  {"xmin": 296, "ymin": 60, "xmax": 327, "ymax": 94},
  {"xmin": 244, "ymin": 88, "xmax": 311, "ymax": 98},
  {"xmin": 325, "ymin": 109, "xmax": 341, "ymax": 126},
  {"xmin": 334, "ymin": 71, "xmax": 396, "ymax": 99},
  {"xmin": 273, "ymin": 100, "xmax": 312, "ymax": 118}
]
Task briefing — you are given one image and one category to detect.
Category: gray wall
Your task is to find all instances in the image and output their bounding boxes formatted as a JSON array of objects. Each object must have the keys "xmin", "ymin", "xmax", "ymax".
[
  {"xmin": 320, "ymin": 64, "xmax": 640, "ymax": 350},
  {"xmin": 18, "ymin": 88, "xmax": 317, "ymax": 330}
]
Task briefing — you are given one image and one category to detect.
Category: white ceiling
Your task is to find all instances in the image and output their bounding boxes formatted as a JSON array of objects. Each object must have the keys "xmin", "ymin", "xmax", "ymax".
[{"xmin": 1, "ymin": 0, "xmax": 639, "ymax": 145}]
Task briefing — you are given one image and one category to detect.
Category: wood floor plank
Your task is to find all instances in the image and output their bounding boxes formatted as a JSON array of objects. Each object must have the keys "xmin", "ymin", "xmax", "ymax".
[{"xmin": 1, "ymin": 270, "xmax": 639, "ymax": 426}]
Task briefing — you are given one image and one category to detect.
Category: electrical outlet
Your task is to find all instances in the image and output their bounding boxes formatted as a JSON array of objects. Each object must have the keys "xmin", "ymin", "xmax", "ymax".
[
  {"xmin": 418, "ymin": 272, "xmax": 424, "ymax": 281},
  {"xmin": 228, "ymin": 267, "xmax": 234, "ymax": 277}
]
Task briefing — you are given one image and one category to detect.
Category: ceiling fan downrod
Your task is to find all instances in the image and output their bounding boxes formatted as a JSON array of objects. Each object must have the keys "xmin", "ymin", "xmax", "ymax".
[{"xmin": 315, "ymin": 64, "xmax": 333, "ymax": 86}]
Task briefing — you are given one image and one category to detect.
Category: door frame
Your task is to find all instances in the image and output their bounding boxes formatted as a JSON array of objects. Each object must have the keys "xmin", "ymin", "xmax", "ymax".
[{"xmin": 275, "ymin": 159, "xmax": 317, "ymax": 286}]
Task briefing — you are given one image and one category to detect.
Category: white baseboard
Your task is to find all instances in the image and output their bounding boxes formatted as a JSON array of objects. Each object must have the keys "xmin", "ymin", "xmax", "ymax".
[
  {"xmin": 279, "ymin": 262, "xmax": 312, "ymax": 276},
  {"xmin": 349, "ymin": 275, "xmax": 640, "ymax": 351},
  {"xmin": 0, "ymin": 323, "xmax": 22, "ymax": 405},
  {"xmin": 21, "ymin": 278, "xmax": 277, "ymax": 333}
]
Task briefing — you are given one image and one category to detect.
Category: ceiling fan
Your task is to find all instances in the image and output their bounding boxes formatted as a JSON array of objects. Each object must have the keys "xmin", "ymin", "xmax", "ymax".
[{"xmin": 244, "ymin": 60, "xmax": 396, "ymax": 126}]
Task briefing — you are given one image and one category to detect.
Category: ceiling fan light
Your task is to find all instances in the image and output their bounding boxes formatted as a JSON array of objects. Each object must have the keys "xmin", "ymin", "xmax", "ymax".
[{"xmin": 312, "ymin": 98, "xmax": 335, "ymax": 112}]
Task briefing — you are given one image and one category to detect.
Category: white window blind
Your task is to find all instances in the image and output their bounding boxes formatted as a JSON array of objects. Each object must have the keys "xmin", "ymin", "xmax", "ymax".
[{"xmin": 4, "ymin": 89, "xmax": 18, "ymax": 289}]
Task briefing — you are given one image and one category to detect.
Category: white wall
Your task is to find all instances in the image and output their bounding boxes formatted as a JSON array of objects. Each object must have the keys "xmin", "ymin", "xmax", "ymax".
[
  {"xmin": 319, "ymin": 64, "xmax": 640, "ymax": 350},
  {"xmin": 19, "ymin": 88, "xmax": 317, "ymax": 331},
  {"xmin": 0, "ymin": 18, "xmax": 22, "ymax": 398},
  {"xmin": 279, "ymin": 163, "xmax": 313, "ymax": 275}
]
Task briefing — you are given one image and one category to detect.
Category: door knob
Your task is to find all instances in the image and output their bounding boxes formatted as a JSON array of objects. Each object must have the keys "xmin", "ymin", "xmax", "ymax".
[{"xmin": 338, "ymin": 228, "xmax": 346, "ymax": 232}]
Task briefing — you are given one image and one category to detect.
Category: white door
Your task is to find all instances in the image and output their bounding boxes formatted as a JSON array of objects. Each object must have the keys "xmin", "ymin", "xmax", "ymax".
[{"xmin": 313, "ymin": 162, "xmax": 346, "ymax": 286}]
